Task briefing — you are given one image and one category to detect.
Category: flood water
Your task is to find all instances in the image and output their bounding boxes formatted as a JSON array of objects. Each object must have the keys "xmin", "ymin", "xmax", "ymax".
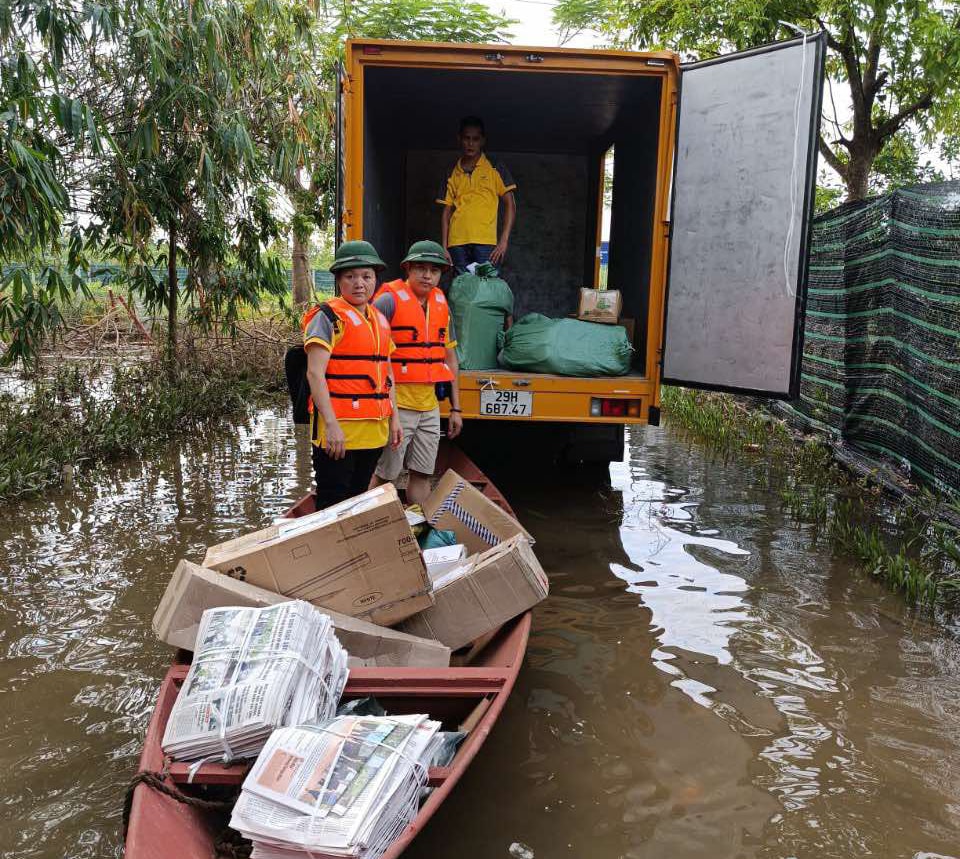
[{"xmin": 2, "ymin": 403, "xmax": 959, "ymax": 859}]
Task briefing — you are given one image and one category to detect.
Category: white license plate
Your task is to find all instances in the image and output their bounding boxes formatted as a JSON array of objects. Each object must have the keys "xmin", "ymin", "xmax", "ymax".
[{"xmin": 480, "ymin": 389, "xmax": 533, "ymax": 417}]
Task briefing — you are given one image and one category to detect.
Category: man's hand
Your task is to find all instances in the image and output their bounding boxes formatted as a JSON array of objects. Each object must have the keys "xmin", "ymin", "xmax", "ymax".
[
  {"xmin": 489, "ymin": 239, "xmax": 509, "ymax": 265},
  {"xmin": 447, "ymin": 411, "xmax": 463, "ymax": 439},
  {"xmin": 389, "ymin": 415, "xmax": 403, "ymax": 450},
  {"xmin": 324, "ymin": 420, "xmax": 346, "ymax": 460},
  {"xmin": 444, "ymin": 246, "xmax": 453, "ymax": 265}
]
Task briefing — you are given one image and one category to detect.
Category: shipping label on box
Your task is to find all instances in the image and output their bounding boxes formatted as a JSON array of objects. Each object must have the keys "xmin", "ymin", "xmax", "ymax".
[
  {"xmin": 422, "ymin": 470, "xmax": 533, "ymax": 556},
  {"xmin": 202, "ymin": 484, "xmax": 432, "ymax": 626},
  {"xmin": 153, "ymin": 560, "xmax": 450, "ymax": 668},
  {"xmin": 400, "ymin": 534, "xmax": 549, "ymax": 651},
  {"xmin": 577, "ymin": 288, "xmax": 622, "ymax": 325}
]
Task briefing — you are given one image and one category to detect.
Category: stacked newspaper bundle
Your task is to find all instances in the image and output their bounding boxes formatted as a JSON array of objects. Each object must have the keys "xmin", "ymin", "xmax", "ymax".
[
  {"xmin": 229, "ymin": 714, "xmax": 442, "ymax": 858},
  {"xmin": 162, "ymin": 601, "xmax": 349, "ymax": 762}
]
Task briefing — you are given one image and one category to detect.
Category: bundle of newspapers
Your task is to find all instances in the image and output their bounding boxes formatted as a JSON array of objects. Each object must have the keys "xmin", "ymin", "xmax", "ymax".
[
  {"xmin": 230, "ymin": 714, "xmax": 442, "ymax": 858},
  {"xmin": 162, "ymin": 601, "xmax": 349, "ymax": 762}
]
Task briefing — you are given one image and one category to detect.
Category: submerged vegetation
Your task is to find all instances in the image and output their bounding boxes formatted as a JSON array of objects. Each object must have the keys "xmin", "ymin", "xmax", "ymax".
[
  {"xmin": 661, "ymin": 387, "xmax": 960, "ymax": 608},
  {"xmin": 0, "ymin": 339, "xmax": 290, "ymax": 502}
]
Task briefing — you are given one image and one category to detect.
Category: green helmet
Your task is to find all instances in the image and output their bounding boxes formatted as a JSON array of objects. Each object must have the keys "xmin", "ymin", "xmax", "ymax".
[
  {"xmin": 401, "ymin": 240, "xmax": 450, "ymax": 270},
  {"xmin": 329, "ymin": 240, "xmax": 386, "ymax": 274}
]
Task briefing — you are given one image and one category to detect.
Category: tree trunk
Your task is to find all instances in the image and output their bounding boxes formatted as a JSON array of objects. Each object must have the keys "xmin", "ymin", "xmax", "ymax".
[
  {"xmin": 167, "ymin": 220, "xmax": 178, "ymax": 356},
  {"xmin": 291, "ymin": 228, "xmax": 312, "ymax": 307},
  {"xmin": 845, "ymin": 155, "xmax": 873, "ymax": 203}
]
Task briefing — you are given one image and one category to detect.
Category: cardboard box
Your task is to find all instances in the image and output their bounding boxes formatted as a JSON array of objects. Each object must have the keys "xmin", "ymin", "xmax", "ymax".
[
  {"xmin": 400, "ymin": 535, "xmax": 548, "ymax": 651},
  {"xmin": 577, "ymin": 288, "xmax": 622, "ymax": 324},
  {"xmin": 153, "ymin": 560, "xmax": 450, "ymax": 668},
  {"xmin": 617, "ymin": 316, "xmax": 636, "ymax": 345},
  {"xmin": 202, "ymin": 485, "xmax": 432, "ymax": 626},
  {"xmin": 422, "ymin": 470, "xmax": 533, "ymax": 556}
]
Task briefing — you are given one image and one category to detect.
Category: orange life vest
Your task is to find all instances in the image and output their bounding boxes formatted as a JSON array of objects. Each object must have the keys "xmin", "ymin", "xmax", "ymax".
[
  {"xmin": 376, "ymin": 279, "xmax": 454, "ymax": 384},
  {"xmin": 301, "ymin": 297, "xmax": 393, "ymax": 421}
]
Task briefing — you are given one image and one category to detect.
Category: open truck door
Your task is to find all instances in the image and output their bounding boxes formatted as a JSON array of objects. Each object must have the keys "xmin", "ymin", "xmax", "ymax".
[
  {"xmin": 335, "ymin": 61, "xmax": 347, "ymax": 248},
  {"xmin": 662, "ymin": 33, "xmax": 826, "ymax": 398}
]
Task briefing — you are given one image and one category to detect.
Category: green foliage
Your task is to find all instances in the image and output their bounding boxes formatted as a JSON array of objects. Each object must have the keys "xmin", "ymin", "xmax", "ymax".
[
  {"xmin": 87, "ymin": 0, "xmax": 293, "ymax": 336},
  {"xmin": 555, "ymin": 0, "xmax": 960, "ymax": 202},
  {"xmin": 815, "ymin": 184, "xmax": 845, "ymax": 214},
  {"xmin": 870, "ymin": 127, "xmax": 946, "ymax": 192},
  {"xmin": 329, "ymin": 0, "xmax": 513, "ymax": 43},
  {"xmin": 0, "ymin": 1, "xmax": 114, "ymax": 364},
  {"xmin": 0, "ymin": 357, "xmax": 270, "ymax": 501},
  {"xmin": 1, "ymin": 0, "xmax": 515, "ymax": 360}
]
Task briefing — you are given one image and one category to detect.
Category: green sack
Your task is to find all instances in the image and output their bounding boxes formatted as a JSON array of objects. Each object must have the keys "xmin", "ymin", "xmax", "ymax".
[
  {"xmin": 498, "ymin": 313, "xmax": 632, "ymax": 376},
  {"xmin": 418, "ymin": 528, "xmax": 458, "ymax": 550},
  {"xmin": 449, "ymin": 266, "xmax": 514, "ymax": 370}
]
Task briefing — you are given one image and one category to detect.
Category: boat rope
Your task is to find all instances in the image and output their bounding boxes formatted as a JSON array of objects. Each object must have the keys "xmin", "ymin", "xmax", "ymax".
[
  {"xmin": 121, "ymin": 761, "xmax": 235, "ymax": 841},
  {"xmin": 213, "ymin": 827, "xmax": 253, "ymax": 859}
]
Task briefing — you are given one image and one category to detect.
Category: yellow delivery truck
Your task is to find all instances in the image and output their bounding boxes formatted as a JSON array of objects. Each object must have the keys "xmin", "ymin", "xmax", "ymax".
[{"xmin": 337, "ymin": 35, "xmax": 826, "ymax": 461}]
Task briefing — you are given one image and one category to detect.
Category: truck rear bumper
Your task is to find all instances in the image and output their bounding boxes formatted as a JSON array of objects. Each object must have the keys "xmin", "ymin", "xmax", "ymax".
[{"xmin": 449, "ymin": 369, "xmax": 657, "ymax": 424}]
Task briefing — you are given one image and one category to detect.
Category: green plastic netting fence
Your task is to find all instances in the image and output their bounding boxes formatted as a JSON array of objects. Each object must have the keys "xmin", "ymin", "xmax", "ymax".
[{"xmin": 781, "ymin": 181, "xmax": 960, "ymax": 496}]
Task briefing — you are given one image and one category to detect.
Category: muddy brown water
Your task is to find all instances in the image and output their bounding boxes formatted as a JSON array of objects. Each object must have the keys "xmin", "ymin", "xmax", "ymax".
[{"xmin": 2, "ymin": 405, "xmax": 959, "ymax": 859}]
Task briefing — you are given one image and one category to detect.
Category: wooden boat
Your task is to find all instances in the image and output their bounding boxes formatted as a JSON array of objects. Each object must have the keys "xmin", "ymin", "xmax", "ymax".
[{"xmin": 124, "ymin": 442, "xmax": 531, "ymax": 859}]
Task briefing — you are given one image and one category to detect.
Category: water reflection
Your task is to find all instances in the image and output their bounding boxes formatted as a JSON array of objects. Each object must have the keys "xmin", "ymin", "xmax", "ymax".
[{"xmin": 606, "ymin": 426, "xmax": 960, "ymax": 858}]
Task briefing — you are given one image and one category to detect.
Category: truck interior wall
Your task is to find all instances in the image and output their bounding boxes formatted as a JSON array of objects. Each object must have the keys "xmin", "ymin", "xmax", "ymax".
[
  {"xmin": 362, "ymin": 120, "xmax": 407, "ymax": 281},
  {"xmin": 607, "ymin": 108, "xmax": 662, "ymax": 371},
  {"xmin": 360, "ymin": 64, "xmax": 663, "ymax": 369},
  {"xmin": 582, "ymin": 150, "xmax": 604, "ymax": 291},
  {"xmin": 404, "ymin": 151, "xmax": 588, "ymax": 318}
]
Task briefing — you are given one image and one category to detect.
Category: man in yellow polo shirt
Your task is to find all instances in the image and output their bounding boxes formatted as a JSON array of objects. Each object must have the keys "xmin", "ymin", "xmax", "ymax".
[{"xmin": 438, "ymin": 115, "xmax": 517, "ymax": 274}]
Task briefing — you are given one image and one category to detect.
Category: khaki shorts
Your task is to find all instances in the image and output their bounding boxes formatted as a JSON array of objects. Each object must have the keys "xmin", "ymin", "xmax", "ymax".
[{"xmin": 375, "ymin": 407, "xmax": 441, "ymax": 480}]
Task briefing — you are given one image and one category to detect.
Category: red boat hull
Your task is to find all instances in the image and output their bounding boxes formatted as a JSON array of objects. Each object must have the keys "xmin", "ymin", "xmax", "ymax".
[{"xmin": 125, "ymin": 443, "xmax": 531, "ymax": 859}]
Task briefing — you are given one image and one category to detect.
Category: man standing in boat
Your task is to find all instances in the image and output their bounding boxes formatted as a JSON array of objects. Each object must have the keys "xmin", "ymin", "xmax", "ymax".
[
  {"xmin": 302, "ymin": 241, "xmax": 402, "ymax": 509},
  {"xmin": 370, "ymin": 240, "xmax": 462, "ymax": 505}
]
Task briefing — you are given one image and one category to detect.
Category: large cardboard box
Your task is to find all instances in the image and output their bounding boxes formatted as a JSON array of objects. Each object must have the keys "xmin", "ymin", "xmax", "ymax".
[
  {"xmin": 400, "ymin": 535, "xmax": 549, "ymax": 651},
  {"xmin": 202, "ymin": 484, "xmax": 432, "ymax": 626},
  {"xmin": 423, "ymin": 470, "xmax": 533, "ymax": 556},
  {"xmin": 577, "ymin": 288, "xmax": 622, "ymax": 324},
  {"xmin": 153, "ymin": 560, "xmax": 450, "ymax": 668}
]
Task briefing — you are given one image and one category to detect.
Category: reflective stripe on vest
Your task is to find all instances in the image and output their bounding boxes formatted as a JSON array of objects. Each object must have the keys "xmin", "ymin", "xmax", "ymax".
[
  {"xmin": 300, "ymin": 297, "xmax": 394, "ymax": 421},
  {"xmin": 376, "ymin": 279, "xmax": 454, "ymax": 384}
]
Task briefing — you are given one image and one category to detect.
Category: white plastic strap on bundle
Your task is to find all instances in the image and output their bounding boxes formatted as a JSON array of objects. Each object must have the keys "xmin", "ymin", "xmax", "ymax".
[
  {"xmin": 197, "ymin": 604, "xmax": 337, "ymax": 764},
  {"xmin": 302, "ymin": 721, "xmax": 429, "ymax": 859}
]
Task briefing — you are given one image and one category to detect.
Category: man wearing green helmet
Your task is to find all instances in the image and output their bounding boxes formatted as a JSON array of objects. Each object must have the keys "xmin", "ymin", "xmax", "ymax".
[
  {"xmin": 301, "ymin": 240, "xmax": 402, "ymax": 509},
  {"xmin": 370, "ymin": 240, "xmax": 462, "ymax": 505}
]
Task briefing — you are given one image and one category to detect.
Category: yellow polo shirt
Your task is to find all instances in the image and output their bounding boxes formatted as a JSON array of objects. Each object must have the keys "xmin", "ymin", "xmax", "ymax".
[
  {"xmin": 437, "ymin": 154, "xmax": 516, "ymax": 247},
  {"xmin": 303, "ymin": 304, "xmax": 395, "ymax": 450}
]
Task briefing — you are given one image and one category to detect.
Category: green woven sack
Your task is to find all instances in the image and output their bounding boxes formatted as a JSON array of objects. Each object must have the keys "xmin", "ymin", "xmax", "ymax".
[
  {"xmin": 449, "ymin": 264, "xmax": 514, "ymax": 370},
  {"xmin": 498, "ymin": 313, "xmax": 632, "ymax": 376}
]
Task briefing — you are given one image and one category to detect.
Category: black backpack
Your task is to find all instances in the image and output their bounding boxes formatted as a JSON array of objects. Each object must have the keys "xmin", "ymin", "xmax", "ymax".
[
  {"xmin": 285, "ymin": 345, "xmax": 311, "ymax": 425},
  {"xmin": 285, "ymin": 303, "xmax": 339, "ymax": 425}
]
